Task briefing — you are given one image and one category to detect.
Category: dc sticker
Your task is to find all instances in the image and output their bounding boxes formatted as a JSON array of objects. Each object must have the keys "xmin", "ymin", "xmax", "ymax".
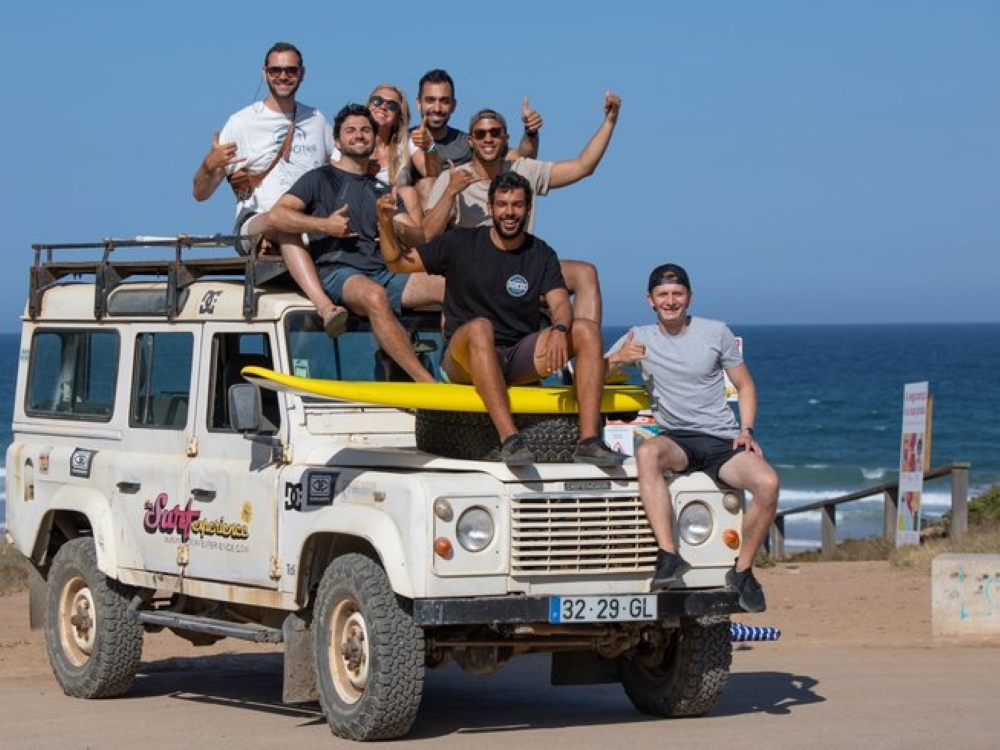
[
  {"xmin": 506, "ymin": 275, "xmax": 529, "ymax": 297},
  {"xmin": 305, "ymin": 471, "xmax": 340, "ymax": 506},
  {"xmin": 70, "ymin": 448, "xmax": 97, "ymax": 479}
]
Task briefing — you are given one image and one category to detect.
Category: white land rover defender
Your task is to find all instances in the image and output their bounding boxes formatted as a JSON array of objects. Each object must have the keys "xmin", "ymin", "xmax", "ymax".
[{"xmin": 5, "ymin": 237, "xmax": 749, "ymax": 741}]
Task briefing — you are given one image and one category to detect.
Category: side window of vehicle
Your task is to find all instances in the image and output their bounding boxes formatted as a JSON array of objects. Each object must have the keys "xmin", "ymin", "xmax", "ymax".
[
  {"xmin": 130, "ymin": 332, "xmax": 193, "ymax": 429},
  {"xmin": 209, "ymin": 332, "xmax": 279, "ymax": 432},
  {"xmin": 25, "ymin": 329, "xmax": 119, "ymax": 420}
]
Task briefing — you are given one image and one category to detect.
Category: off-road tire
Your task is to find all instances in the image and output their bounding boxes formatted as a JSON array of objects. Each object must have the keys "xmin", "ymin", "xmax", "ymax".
[
  {"xmin": 415, "ymin": 410, "xmax": 579, "ymax": 462},
  {"xmin": 314, "ymin": 553, "xmax": 425, "ymax": 741},
  {"xmin": 44, "ymin": 537, "xmax": 143, "ymax": 698},
  {"xmin": 618, "ymin": 616, "xmax": 732, "ymax": 717}
]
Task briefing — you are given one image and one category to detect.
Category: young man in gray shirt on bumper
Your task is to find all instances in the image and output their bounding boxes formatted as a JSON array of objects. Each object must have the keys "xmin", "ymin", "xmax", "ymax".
[{"xmin": 606, "ymin": 263, "xmax": 779, "ymax": 611}]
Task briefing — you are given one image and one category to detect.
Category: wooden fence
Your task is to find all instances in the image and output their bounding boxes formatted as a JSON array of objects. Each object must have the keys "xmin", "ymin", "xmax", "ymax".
[{"xmin": 769, "ymin": 461, "xmax": 970, "ymax": 559}]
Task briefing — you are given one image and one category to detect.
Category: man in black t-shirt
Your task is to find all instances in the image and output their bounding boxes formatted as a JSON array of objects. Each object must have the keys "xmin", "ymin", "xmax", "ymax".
[
  {"xmin": 270, "ymin": 103, "xmax": 443, "ymax": 383},
  {"xmin": 377, "ymin": 172, "xmax": 625, "ymax": 468}
]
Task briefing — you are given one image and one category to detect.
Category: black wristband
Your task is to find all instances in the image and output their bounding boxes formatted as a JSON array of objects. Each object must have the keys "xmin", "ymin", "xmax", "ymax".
[{"xmin": 551, "ymin": 324, "xmax": 568, "ymax": 334}]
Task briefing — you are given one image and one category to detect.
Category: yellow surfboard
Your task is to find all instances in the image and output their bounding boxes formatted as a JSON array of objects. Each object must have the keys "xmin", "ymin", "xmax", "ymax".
[{"xmin": 241, "ymin": 366, "xmax": 648, "ymax": 414}]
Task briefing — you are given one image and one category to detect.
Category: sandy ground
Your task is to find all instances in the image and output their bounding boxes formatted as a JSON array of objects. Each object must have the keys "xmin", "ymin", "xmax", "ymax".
[{"xmin": 2, "ymin": 561, "xmax": 998, "ymax": 748}]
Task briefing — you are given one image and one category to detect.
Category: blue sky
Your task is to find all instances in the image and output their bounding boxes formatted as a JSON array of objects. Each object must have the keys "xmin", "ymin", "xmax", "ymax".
[{"xmin": 1, "ymin": 1, "xmax": 996, "ymax": 330}]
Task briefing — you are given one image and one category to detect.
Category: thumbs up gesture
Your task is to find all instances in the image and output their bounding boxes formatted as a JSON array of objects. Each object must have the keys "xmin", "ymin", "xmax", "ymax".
[
  {"xmin": 521, "ymin": 97, "xmax": 543, "ymax": 136},
  {"xmin": 616, "ymin": 330, "xmax": 646, "ymax": 365},
  {"xmin": 411, "ymin": 113, "xmax": 434, "ymax": 152},
  {"xmin": 325, "ymin": 204, "xmax": 357, "ymax": 238}
]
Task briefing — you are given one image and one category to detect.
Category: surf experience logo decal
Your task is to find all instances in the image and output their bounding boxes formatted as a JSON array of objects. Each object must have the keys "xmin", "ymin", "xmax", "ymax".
[{"xmin": 506, "ymin": 274, "xmax": 529, "ymax": 297}]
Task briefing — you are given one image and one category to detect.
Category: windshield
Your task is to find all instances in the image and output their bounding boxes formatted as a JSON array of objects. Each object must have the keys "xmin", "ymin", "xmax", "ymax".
[{"xmin": 284, "ymin": 310, "xmax": 443, "ymax": 382}]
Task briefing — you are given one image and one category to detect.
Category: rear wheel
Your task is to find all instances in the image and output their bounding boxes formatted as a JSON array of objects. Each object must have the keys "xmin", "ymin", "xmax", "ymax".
[
  {"xmin": 313, "ymin": 554, "xmax": 425, "ymax": 740},
  {"xmin": 44, "ymin": 537, "xmax": 143, "ymax": 698},
  {"xmin": 619, "ymin": 617, "xmax": 732, "ymax": 717}
]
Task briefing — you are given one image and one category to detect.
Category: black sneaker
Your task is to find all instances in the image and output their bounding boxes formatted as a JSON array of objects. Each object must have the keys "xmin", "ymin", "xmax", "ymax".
[
  {"xmin": 500, "ymin": 434, "xmax": 534, "ymax": 467},
  {"xmin": 573, "ymin": 437, "xmax": 627, "ymax": 467},
  {"xmin": 726, "ymin": 566, "xmax": 767, "ymax": 612},
  {"xmin": 650, "ymin": 550, "xmax": 692, "ymax": 591}
]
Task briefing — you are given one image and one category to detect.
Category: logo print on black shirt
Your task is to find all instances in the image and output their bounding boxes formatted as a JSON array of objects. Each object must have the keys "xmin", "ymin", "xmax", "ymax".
[{"xmin": 506, "ymin": 275, "xmax": 529, "ymax": 297}]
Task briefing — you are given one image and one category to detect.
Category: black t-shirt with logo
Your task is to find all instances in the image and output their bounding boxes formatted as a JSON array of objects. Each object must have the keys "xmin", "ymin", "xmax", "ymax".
[
  {"xmin": 417, "ymin": 226, "xmax": 566, "ymax": 346},
  {"xmin": 287, "ymin": 164, "xmax": 392, "ymax": 272}
]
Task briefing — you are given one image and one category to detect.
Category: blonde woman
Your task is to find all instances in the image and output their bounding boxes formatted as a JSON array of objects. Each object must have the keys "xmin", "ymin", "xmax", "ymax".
[{"xmin": 363, "ymin": 84, "xmax": 436, "ymax": 244}]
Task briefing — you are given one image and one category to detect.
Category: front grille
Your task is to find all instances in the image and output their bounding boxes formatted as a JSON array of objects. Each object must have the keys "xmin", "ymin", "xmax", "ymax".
[{"xmin": 511, "ymin": 494, "xmax": 657, "ymax": 576}]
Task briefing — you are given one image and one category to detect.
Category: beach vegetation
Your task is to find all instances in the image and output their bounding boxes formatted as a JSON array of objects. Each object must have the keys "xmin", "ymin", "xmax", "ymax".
[
  {"xmin": 784, "ymin": 483, "xmax": 1000, "ymax": 569},
  {"xmin": 0, "ymin": 538, "xmax": 28, "ymax": 596},
  {"xmin": 944, "ymin": 483, "xmax": 1000, "ymax": 532}
]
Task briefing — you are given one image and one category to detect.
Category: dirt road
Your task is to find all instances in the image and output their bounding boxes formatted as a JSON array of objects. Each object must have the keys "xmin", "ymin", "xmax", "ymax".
[{"xmin": 2, "ymin": 561, "xmax": 998, "ymax": 747}]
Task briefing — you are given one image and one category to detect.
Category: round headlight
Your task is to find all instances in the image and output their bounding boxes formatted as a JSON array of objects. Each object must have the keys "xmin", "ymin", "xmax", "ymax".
[
  {"xmin": 678, "ymin": 501, "xmax": 713, "ymax": 546},
  {"xmin": 456, "ymin": 506, "xmax": 495, "ymax": 552}
]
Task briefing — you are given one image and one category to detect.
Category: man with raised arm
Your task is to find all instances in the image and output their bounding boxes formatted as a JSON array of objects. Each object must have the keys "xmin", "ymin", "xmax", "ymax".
[
  {"xmin": 377, "ymin": 171, "xmax": 625, "ymax": 469},
  {"xmin": 422, "ymin": 92, "xmax": 622, "ymax": 327},
  {"xmin": 408, "ymin": 68, "xmax": 542, "ymax": 184}
]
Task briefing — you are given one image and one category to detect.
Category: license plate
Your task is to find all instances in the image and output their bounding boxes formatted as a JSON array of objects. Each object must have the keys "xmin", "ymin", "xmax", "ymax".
[{"xmin": 549, "ymin": 595, "xmax": 657, "ymax": 623}]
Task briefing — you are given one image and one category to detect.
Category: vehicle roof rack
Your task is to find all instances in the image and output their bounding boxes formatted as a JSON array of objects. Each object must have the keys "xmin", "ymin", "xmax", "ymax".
[{"xmin": 29, "ymin": 234, "xmax": 289, "ymax": 321}]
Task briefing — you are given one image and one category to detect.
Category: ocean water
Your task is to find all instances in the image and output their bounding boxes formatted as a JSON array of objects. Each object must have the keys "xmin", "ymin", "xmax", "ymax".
[{"xmin": 3, "ymin": 325, "xmax": 999, "ymax": 548}]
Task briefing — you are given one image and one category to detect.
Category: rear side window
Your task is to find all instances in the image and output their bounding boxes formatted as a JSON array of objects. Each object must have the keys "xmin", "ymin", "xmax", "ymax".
[
  {"xmin": 25, "ymin": 330, "xmax": 120, "ymax": 420},
  {"xmin": 130, "ymin": 332, "xmax": 193, "ymax": 429}
]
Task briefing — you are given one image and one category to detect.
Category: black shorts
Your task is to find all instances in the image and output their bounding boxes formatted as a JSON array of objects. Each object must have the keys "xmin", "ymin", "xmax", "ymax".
[{"xmin": 664, "ymin": 429, "xmax": 741, "ymax": 483}]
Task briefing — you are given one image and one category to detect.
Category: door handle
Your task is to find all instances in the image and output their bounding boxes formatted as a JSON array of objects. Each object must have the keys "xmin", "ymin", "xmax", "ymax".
[
  {"xmin": 191, "ymin": 488, "xmax": 216, "ymax": 501},
  {"xmin": 116, "ymin": 481, "xmax": 141, "ymax": 494}
]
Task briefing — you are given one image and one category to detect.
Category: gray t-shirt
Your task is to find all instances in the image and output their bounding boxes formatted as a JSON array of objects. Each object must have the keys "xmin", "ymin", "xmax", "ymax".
[{"xmin": 608, "ymin": 317, "xmax": 743, "ymax": 438}]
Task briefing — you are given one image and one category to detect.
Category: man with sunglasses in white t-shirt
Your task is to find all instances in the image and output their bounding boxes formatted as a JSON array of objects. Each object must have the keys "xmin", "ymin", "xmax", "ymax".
[{"xmin": 192, "ymin": 42, "xmax": 345, "ymax": 333}]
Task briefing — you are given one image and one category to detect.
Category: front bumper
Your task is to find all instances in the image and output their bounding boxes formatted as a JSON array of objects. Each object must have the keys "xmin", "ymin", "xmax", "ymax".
[{"xmin": 412, "ymin": 588, "xmax": 741, "ymax": 626}]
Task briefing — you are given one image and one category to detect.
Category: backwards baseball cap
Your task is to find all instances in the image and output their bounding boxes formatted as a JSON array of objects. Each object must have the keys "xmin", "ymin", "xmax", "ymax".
[
  {"xmin": 469, "ymin": 108, "xmax": 508, "ymax": 132},
  {"xmin": 647, "ymin": 263, "xmax": 691, "ymax": 293}
]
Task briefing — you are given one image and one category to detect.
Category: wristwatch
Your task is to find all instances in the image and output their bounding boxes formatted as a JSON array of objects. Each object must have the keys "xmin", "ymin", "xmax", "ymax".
[
  {"xmin": 742, "ymin": 427, "xmax": 754, "ymax": 436},
  {"xmin": 551, "ymin": 324, "xmax": 568, "ymax": 334}
]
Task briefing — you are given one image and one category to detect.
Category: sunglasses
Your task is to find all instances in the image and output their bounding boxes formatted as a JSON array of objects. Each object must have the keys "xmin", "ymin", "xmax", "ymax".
[
  {"xmin": 472, "ymin": 127, "xmax": 505, "ymax": 140},
  {"xmin": 266, "ymin": 65, "xmax": 302, "ymax": 78},
  {"xmin": 369, "ymin": 95, "xmax": 401, "ymax": 113}
]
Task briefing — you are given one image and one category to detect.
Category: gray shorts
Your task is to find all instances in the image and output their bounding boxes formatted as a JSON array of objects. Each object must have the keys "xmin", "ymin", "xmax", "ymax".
[
  {"xmin": 442, "ymin": 331, "xmax": 542, "ymax": 385},
  {"xmin": 320, "ymin": 265, "xmax": 407, "ymax": 315}
]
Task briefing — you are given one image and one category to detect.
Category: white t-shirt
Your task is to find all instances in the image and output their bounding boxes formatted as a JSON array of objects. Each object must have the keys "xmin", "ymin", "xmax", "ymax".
[{"xmin": 220, "ymin": 101, "xmax": 334, "ymax": 217}]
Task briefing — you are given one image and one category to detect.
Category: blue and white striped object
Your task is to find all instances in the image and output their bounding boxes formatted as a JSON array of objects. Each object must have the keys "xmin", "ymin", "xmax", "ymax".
[{"xmin": 730, "ymin": 622, "xmax": 782, "ymax": 642}]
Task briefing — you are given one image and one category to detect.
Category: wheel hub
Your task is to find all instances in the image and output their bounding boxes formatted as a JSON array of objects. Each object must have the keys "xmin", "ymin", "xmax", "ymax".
[
  {"xmin": 60, "ymin": 579, "xmax": 97, "ymax": 663},
  {"xmin": 330, "ymin": 602, "xmax": 371, "ymax": 702}
]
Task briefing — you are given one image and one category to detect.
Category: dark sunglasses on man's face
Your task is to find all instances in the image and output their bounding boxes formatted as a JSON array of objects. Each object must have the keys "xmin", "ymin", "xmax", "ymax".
[
  {"xmin": 472, "ymin": 127, "xmax": 505, "ymax": 140},
  {"xmin": 266, "ymin": 65, "xmax": 302, "ymax": 78},
  {"xmin": 369, "ymin": 95, "xmax": 401, "ymax": 113}
]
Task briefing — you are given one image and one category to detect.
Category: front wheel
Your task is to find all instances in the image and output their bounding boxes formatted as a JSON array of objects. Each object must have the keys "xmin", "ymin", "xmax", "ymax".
[
  {"xmin": 44, "ymin": 537, "xmax": 143, "ymax": 698},
  {"xmin": 619, "ymin": 616, "xmax": 732, "ymax": 717},
  {"xmin": 313, "ymin": 554, "xmax": 425, "ymax": 741}
]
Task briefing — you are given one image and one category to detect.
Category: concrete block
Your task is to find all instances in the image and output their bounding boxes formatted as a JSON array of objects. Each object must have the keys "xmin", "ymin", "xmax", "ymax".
[{"xmin": 932, "ymin": 554, "xmax": 1000, "ymax": 638}]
